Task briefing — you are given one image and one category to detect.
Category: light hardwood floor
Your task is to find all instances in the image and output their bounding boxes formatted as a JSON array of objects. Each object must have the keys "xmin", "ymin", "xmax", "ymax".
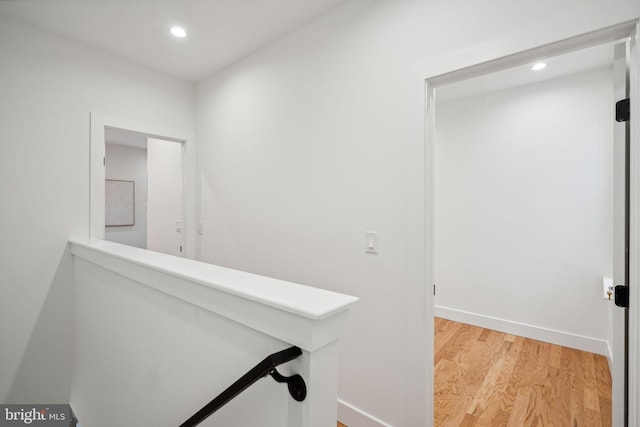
[{"xmin": 434, "ymin": 317, "xmax": 612, "ymax": 426}]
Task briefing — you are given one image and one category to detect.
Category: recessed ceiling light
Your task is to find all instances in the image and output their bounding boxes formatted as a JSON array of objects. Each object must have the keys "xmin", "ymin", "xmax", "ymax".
[
  {"xmin": 170, "ymin": 26, "xmax": 187, "ymax": 38},
  {"xmin": 531, "ymin": 62, "xmax": 547, "ymax": 71}
]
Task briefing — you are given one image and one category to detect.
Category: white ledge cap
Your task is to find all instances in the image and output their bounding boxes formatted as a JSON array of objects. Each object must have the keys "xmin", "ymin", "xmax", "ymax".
[{"xmin": 69, "ymin": 239, "xmax": 358, "ymax": 321}]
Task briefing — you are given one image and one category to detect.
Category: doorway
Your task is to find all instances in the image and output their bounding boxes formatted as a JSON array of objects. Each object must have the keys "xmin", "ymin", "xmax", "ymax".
[
  {"xmin": 434, "ymin": 44, "xmax": 614, "ymax": 425},
  {"xmin": 90, "ymin": 113, "xmax": 195, "ymax": 258},
  {"xmin": 104, "ymin": 127, "xmax": 185, "ymax": 256},
  {"xmin": 418, "ymin": 22, "xmax": 639, "ymax": 427}
]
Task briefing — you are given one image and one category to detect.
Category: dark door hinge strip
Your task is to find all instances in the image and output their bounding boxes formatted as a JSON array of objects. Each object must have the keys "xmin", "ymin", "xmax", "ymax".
[
  {"xmin": 615, "ymin": 285, "xmax": 629, "ymax": 308},
  {"xmin": 616, "ymin": 98, "xmax": 630, "ymax": 122}
]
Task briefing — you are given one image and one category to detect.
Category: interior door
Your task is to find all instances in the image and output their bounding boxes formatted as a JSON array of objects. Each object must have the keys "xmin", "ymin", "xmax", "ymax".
[
  {"xmin": 612, "ymin": 40, "xmax": 630, "ymax": 427},
  {"xmin": 147, "ymin": 137, "xmax": 185, "ymax": 257}
]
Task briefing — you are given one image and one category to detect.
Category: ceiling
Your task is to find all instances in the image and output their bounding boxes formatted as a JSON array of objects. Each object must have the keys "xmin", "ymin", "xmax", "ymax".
[
  {"xmin": 0, "ymin": 2, "xmax": 622, "ymax": 95},
  {"xmin": 105, "ymin": 127, "xmax": 148, "ymax": 150},
  {"xmin": 436, "ymin": 41, "xmax": 618, "ymax": 104},
  {"xmin": 0, "ymin": 0, "xmax": 351, "ymax": 82}
]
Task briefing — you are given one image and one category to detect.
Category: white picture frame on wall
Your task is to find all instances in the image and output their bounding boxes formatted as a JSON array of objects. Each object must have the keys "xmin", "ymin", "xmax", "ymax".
[{"xmin": 105, "ymin": 179, "xmax": 135, "ymax": 227}]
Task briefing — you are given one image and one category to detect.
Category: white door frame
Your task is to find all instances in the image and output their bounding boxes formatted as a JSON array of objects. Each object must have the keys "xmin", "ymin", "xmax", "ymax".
[
  {"xmin": 409, "ymin": 18, "xmax": 639, "ymax": 427},
  {"xmin": 89, "ymin": 113, "xmax": 196, "ymax": 258},
  {"xmin": 627, "ymin": 19, "xmax": 640, "ymax": 426}
]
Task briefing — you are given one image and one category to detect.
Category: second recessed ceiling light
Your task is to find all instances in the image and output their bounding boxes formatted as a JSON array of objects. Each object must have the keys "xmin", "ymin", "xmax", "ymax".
[{"xmin": 170, "ymin": 26, "xmax": 187, "ymax": 38}]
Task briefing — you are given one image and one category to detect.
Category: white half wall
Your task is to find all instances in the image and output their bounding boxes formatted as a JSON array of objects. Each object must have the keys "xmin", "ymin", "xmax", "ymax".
[
  {"xmin": 72, "ymin": 255, "xmax": 291, "ymax": 427},
  {"xmin": 0, "ymin": 15, "xmax": 194, "ymax": 404},
  {"xmin": 434, "ymin": 68, "xmax": 614, "ymax": 348},
  {"xmin": 72, "ymin": 260, "xmax": 290, "ymax": 427},
  {"xmin": 69, "ymin": 239, "xmax": 357, "ymax": 427},
  {"xmin": 105, "ymin": 144, "xmax": 148, "ymax": 249}
]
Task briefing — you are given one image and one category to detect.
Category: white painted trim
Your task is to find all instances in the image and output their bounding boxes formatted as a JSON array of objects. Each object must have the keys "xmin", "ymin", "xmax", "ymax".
[
  {"xmin": 69, "ymin": 239, "xmax": 358, "ymax": 351},
  {"xmin": 338, "ymin": 399, "xmax": 393, "ymax": 427},
  {"xmin": 89, "ymin": 113, "xmax": 197, "ymax": 259},
  {"xmin": 435, "ymin": 306, "xmax": 610, "ymax": 356},
  {"xmin": 611, "ymin": 39, "xmax": 628, "ymax": 427},
  {"xmin": 413, "ymin": 14, "xmax": 639, "ymax": 84},
  {"xmin": 627, "ymin": 21, "xmax": 640, "ymax": 427},
  {"xmin": 607, "ymin": 341, "xmax": 614, "ymax": 375},
  {"xmin": 412, "ymin": 14, "xmax": 640, "ymax": 427},
  {"xmin": 406, "ymin": 59, "xmax": 430, "ymax": 427}
]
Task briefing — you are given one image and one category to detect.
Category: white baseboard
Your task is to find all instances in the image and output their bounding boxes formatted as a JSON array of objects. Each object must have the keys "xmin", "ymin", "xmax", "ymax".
[
  {"xmin": 435, "ymin": 305, "xmax": 609, "ymax": 356},
  {"xmin": 338, "ymin": 399, "xmax": 393, "ymax": 427}
]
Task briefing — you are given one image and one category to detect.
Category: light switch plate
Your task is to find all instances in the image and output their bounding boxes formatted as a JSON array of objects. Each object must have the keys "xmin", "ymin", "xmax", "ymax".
[{"xmin": 365, "ymin": 231, "xmax": 378, "ymax": 254}]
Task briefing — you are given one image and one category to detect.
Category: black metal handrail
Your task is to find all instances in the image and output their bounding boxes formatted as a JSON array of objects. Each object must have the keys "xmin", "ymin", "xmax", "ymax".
[{"xmin": 179, "ymin": 346, "xmax": 307, "ymax": 427}]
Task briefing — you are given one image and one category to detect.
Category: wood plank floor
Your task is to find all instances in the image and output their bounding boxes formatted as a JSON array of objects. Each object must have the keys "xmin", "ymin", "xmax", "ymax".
[{"xmin": 434, "ymin": 318, "xmax": 612, "ymax": 427}]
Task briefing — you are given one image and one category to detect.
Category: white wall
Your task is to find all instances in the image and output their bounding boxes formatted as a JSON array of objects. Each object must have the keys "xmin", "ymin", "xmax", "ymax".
[
  {"xmin": 195, "ymin": 1, "xmax": 639, "ymax": 425},
  {"xmin": 105, "ymin": 144, "xmax": 148, "ymax": 249},
  {"xmin": 0, "ymin": 15, "xmax": 194, "ymax": 404},
  {"xmin": 434, "ymin": 68, "xmax": 613, "ymax": 352}
]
